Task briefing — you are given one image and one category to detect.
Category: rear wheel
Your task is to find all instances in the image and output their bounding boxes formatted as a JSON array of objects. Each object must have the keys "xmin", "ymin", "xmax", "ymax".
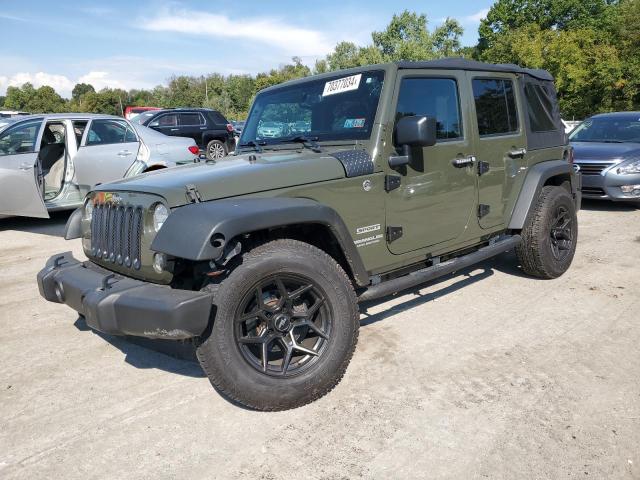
[
  {"xmin": 517, "ymin": 185, "xmax": 578, "ymax": 279},
  {"xmin": 206, "ymin": 139, "xmax": 227, "ymax": 160},
  {"xmin": 197, "ymin": 239, "xmax": 359, "ymax": 411}
]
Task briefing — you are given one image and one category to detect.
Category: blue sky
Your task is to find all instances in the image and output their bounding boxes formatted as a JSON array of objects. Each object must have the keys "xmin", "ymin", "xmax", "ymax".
[{"xmin": 0, "ymin": 0, "xmax": 493, "ymax": 98}]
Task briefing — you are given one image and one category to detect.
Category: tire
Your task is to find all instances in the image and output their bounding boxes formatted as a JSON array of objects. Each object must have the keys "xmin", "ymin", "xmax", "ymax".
[
  {"xmin": 197, "ymin": 239, "xmax": 359, "ymax": 411},
  {"xmin": 516, "ymin": 185, "xmax": 578, "ymax": 279},
  {"xmin": 206, "ymin": 139, "xmax": 227, "ymax": 160}
]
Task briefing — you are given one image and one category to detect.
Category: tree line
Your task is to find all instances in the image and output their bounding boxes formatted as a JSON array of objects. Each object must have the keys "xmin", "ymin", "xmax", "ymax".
[{"xmin": 1, "ymin": 0, "xmax": 638, "ymax": 120}]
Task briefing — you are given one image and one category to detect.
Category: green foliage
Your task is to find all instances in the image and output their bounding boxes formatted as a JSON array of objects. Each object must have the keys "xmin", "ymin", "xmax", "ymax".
[
  {"xmin": 478, "ymin": 0, "xmax": 639, "ymax": 117},
  {"xmin": 71, "ymin": 83, "xmax": 95, "ymax": 101},
  {"xmin": 4, "ymin": 83, "xmax": 67, "ymax": 113},
  {"xmin": 478, "ymin": 0, "xmax": 618, "ymax": 51},
  {"xmin": 0, "ymin": 96, "xmax": 5, "ymax": 108}
]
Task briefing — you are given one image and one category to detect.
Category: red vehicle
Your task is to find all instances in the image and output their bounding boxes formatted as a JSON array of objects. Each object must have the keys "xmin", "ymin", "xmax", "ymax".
[{"xmin": 124, "ymin": 106, "xmax": 161, "ymax": 120}]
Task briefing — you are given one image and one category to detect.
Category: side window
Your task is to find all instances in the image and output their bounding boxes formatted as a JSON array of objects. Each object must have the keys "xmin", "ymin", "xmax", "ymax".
[
  {"xmin": 0, "ymin": 120, "xmax": 43, "ymax": 156},
  {"xmin": 472, "ymin": 79, "xmax": 519, "ymax": 136},
  {"xmin": 211, "ymin": 112, "xmax": 226, "ymax": 124},
  {"xmin": 86, "ymin": 120, "xmax": 137, "ymax": 146},
  {"xmin": 179, "ymin": 113, "xmax": 203, "ymax": 126},
  {"xmin": 524, "ymin": 83, "xmax": 556, "ymax": 132},
  {"xmin": 395, "ymin": 78, "xmax": 463, "ymax": 141},
  {"xmin": 157, "ymin": 114, "xmax": 178, "ymax": 127}
]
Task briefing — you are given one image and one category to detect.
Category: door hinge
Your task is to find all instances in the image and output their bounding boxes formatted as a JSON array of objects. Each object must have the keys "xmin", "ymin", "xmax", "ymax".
[
  {"xmin": 385, "ymin": 175, "xmax": 401, "ymax": 192},
  {"xmin": 386, "ymin": 226, "xmax": 403, "ymax": 243},
  {"xmin": 185, "ymin": 184, "xmax": 202, "ymax": 203},
  {"xmin": 478, "ymin": 204, "xmax": 490, "ymax": 219},
  {"xmin": 478, "ymin": 161, "xmax": 490, "ymax": 176}
]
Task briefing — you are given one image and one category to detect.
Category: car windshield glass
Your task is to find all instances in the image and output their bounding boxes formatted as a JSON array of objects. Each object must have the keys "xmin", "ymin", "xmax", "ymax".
[
  {"xmin": 239, "ymin": 70, "xmax": 384, "ymax": 147},
  {"xmin": 569, "ymin": 116, "xmax": 640, "ymax": 143}
]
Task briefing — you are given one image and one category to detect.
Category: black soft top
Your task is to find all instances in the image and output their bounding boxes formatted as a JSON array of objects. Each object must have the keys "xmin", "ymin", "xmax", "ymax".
[{"xmin": 397, "ymin": 58, "xmax": 554, "ymax": 82}]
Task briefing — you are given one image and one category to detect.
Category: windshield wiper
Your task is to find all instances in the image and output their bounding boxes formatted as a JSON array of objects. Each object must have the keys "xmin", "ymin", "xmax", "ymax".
[
  {"xmin": 279, "ymin": 135, "xmax": 323, "ymax": 153},
  {"xmin": 238, "ymin": 140, "xmax": 266, "ymax": 153}
]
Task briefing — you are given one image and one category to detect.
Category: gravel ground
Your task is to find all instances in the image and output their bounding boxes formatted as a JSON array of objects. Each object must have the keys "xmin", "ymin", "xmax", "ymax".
[{"xmin": 0, "ymin": 201, "xmax": 638, "ymax": 479}]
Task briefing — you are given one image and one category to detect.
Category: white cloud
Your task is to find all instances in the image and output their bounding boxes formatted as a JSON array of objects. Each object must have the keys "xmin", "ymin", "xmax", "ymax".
[
  {"xmin": 0, "ymin": 72, "xmax": 75, "ymax": 95},
  {"xmin": 77, "ymin": 71, "xmax": 127, "ymax": 91},
  {"xmin": 0, "ymin": 70, "xmax": 136, "ymax": 97},
  {"xmin": 463, "ymin": 8, "xmax": 490, "ymax": 25},
  {"xmin": 143, "ymin": 8, "xmax": 334, "ymax": 57}
]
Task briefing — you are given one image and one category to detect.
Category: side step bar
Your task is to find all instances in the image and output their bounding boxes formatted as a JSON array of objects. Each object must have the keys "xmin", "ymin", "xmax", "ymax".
[{"xmin": 358, "ymin": 235, "xmax": 521, "ymax": 302}]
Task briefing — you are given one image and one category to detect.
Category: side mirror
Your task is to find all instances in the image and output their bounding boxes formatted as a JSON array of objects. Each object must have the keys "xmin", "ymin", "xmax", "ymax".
[
  {"xmin": 389, "ymin": 115, "xmax": 437, "ymax": 168},
  {"xmin": 149, "ymin": 121, "xmax": 159, "ymax": 127}
]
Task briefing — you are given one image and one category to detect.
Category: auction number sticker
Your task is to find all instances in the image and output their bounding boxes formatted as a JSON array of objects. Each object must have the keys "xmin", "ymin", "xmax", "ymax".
[{"xmin": 323, "ymin": 74, "xmax": 362, "ymax": 97}]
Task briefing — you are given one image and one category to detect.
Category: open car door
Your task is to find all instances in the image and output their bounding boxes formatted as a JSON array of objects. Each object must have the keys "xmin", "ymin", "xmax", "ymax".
[{"xmin": 0, "ymin": 118, "xmax": 49, "ymax": 218}]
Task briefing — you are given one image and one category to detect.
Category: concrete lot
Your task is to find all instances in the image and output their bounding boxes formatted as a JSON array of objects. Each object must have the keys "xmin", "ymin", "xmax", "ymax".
[{"xmin": 0, "ymin": 201, "xmax": 638, "ymax": 479}]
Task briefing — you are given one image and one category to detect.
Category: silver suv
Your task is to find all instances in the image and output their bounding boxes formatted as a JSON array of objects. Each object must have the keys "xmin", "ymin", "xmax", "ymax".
[{"xmin": 0, "ymin": 113, "xmax": 200, "ymax": 218}]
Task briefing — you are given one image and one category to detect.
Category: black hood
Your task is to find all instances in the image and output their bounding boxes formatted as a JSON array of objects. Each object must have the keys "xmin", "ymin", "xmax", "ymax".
[{"xmin": 572, "ymin": 141, "xmax": 640, "ymax": 161}]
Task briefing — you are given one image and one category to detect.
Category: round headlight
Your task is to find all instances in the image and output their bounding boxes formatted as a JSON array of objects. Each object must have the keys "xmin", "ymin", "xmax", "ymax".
[
  {"xmin": 152, "ymin": 203, "xmax": 169, "ymax": 232},
  {"xmin": 84, "ymin": 199, "xmax": 94, "ymax": 221}
]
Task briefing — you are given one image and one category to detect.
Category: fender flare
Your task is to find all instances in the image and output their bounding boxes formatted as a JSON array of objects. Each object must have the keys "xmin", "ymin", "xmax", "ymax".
[
  {"xmin": 151, "ymin": 197, "xmax": 370, "ymax": 286},
  {"xmin": 508, "ymin": 160, "xmax": 578, "ymax": 230}
]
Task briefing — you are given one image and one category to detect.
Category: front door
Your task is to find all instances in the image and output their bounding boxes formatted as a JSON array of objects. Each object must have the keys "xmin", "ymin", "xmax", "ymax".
[
  {"xmin": 73, "ymin": 118, "xmax": 140, "ymax": 195},
  {"xmin": 469, "ymin": 74, "xmax": 527, "ymax": 229},
  {"xmin": 149, "ymin": 112, "xmax": 180, "ymax": 138},
  {"xmin": 0, "ymin": 118, "xmax": 49, "ymax": 218},
  {"xmin": 385, "ymin": 71, "xmax": 477, "ymax": 255}
]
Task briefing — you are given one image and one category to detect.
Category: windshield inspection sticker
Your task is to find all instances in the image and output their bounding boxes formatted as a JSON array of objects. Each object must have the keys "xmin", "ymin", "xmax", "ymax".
[
  {"xmin": 344, "ymin": 118, "xmax": 366, "ymax": 128},
  {"xmin": 323, "ymin": 73, "xmax": 362, "ymax": 97}
]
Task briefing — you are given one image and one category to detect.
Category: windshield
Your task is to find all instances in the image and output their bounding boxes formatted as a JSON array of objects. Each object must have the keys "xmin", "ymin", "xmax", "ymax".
[
  {"xmin": 239, "ymin": 70, "xmax": 384, "ymax": 147},
  {"xmin": 570, "ymin": 116, "xmax": 640, "ymax": 143}
]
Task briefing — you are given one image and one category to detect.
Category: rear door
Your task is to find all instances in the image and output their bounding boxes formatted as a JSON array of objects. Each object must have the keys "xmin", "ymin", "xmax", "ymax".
[
  {"xmin": 73, "ymin": 119, "xmax": 140, "ymax": 195},
  {"xmin": 469, "ymin": 74, "xmax": 527, "ymax": 229},
  {"xmin": 0, "ymin": 118, "xmax": 49, "ymax": 218},
  {"xmin": 178, "ymin": 112, "xmax": 206, "ymax": 144}
]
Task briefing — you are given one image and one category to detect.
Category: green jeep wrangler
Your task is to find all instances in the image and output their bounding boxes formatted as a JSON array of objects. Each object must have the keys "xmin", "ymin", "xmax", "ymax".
[{"xmin": 38, "ymin": 59, "xmax": 581, "ymax": 410}]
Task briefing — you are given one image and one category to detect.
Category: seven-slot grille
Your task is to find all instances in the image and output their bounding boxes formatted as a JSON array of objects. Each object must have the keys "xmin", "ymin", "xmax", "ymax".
[
  {"xmin": 90, "ymin": 202, "xmax": 143, "ymax": 270},
  {"xmin": 575, "ymin": 162, "xmax": 613, "ymax": 176}
]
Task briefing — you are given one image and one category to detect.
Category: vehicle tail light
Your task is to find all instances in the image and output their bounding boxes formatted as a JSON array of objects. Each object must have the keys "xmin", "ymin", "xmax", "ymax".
[
  {"xmin": 226, "ymin": 124, "xmax": 234, "ymax": 133},
  {"xmin": 188, "ymin": 145, "xmax": 199, "ymax": 155}
]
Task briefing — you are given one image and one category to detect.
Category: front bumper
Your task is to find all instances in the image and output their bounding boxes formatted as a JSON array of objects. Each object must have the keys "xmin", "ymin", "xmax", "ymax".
[
  {"xmin": 580, "ymin": 167, "xmax": 640, "ymax": 202},
  {"xmin": 37, "ymin": 253, "xmax": 213, "ymax": 339}
]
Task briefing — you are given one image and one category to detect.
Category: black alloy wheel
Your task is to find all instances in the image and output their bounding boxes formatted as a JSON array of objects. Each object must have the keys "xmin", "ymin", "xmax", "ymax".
[{"xmin": 234, "ymin": 274, "xmax": 332, "ymax": 377}]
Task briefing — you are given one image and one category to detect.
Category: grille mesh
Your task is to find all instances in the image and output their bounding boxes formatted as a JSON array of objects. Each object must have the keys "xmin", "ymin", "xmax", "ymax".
[
  {"xmin": 91, "ymin": 203, "xmax": 143, "ymax": 270},
  {"xmin": 576, "ymin": 162, "xmax": 612, "ymax": 176}
]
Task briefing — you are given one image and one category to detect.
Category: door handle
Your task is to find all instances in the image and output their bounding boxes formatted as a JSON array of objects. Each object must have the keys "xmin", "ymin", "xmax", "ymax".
[
  {"xmin": 451, "ymin": 156, "xmax": 476, "ymax": 168},
  {"xmin": 508, "ymin": 148, "xmax": 527, "ymax": 159},
  {"xmin": 170, "ymin": 128, "xmax": 179, "ymax": 131},
  {"xmin": 19, "ymin": 162, "xmax": 33, "ymax": 171},
  {"xmin": 117, "ymin": 150, "xmax": 132, "ymax": 157}
]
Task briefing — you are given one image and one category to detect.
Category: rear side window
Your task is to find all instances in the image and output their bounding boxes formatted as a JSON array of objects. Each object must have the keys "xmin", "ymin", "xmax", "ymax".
[
  {"xmin": 524, "ymin": 83, "xmax": 556, "ymax": 132},
  {"xmin": 395, "ymin": 78, "xmax": 463, "ymax": 140},
  {"xmin": 0, "ymin": 120, "xmax": 42, "ymax": 156},
  {"xmin": 210, "ymin": 111, "xmax": 227, "ymax": 125},
  {"xmin": 86, "ymin": 120, "xmax": 137, "ymax": 146},
  {"xmin": 473, "ymin": 79, "xmax": 518, "ymax": 136},
  {"xmin": 179, "ymin": 113, "xmax": 204, "ymax": 126}
]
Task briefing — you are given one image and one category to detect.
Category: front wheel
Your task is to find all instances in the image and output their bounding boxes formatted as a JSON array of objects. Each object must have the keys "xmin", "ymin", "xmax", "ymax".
[
  {"xmin": 197, "ymin": 239, "xmax": 359, "ymax": 411},
  {"xmin": 206, "ymin": 139, "xmax": 227, "ymax": 160},
  {"xmin": 516, "ymin": 185, "xmax": 578, "ymax": 279}
]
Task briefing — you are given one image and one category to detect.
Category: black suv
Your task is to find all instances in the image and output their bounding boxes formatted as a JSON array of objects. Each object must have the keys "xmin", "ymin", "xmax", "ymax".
[{"xmin": 136, "ymin": 108, "xmax": 235, "ymax": 160}]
